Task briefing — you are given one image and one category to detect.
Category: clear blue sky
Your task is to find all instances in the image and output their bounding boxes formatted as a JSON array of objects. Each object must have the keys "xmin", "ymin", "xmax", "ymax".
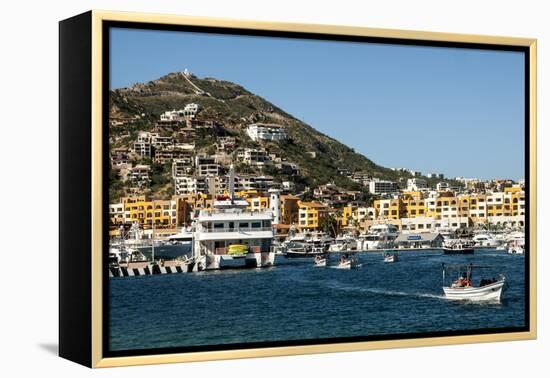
[{"xmin": 110, "ymin": 28, "xmax": 525, "ymax": 180}]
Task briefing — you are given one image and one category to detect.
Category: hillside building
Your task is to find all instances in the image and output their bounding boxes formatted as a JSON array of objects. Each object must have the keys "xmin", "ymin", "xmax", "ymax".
[
  {"xmin": 368, "ymin": 180, "xmax": 399, "ymax": 194},
  {"xmin": 246, "ymin": 123, "xmax": 287, "ymax": 142}
]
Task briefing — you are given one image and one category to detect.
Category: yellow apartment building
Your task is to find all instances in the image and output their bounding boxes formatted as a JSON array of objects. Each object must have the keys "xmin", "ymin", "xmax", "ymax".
[
  {"xmin": 298, "ymin": 201, "xmax": 329, "ymax": 230},
  {"xmin": 281, "ymin": 194, "xmax": 300, "ymax": 225},
  {"xmin": 177, "ymin": 193, "xmax": 213, "ymax": 212},
  {"xmin": 369, "ymin": 189, "xmax": 524, "ymax": 226},
  {"xmin": 401, "ymin": 191, "xmax": 427, "ymax": 218},
  {"xmin": 339, "ymin": 205, "xmax": 354, "ymax": 228},
  {"xmin": 119, "ymin": 196, "xmax": 178, "ymax": 228},
  {"xmin": 373, "ymin": 198, "xmax": 404, "ymax": 220},
  {"xmin": 245, "ymin": 194, "xmax": 270, "ymax": 211}
]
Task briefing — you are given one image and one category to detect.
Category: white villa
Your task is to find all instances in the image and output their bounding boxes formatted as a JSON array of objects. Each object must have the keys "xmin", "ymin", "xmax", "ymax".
[
  {"xmin": 159, "ymin": 103, "xmax": 199, "ymax": 122},
  {"xmin": 246, "ymin": 123, "xmax": 287, "ymax": 142}
]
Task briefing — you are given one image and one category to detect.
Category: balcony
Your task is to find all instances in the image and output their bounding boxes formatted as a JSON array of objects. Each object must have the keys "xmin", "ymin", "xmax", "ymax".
[{"xmin": 201, "ymin": 226, "xmax": 273, "ymax": 233}]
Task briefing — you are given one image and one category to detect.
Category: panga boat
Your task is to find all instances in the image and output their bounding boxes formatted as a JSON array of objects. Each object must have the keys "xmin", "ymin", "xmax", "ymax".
[
  {"xmin": 314, "ymin": 255, "xmax": 327, "ymax": 267},
  {"xmin": 383, "ymin": 252, "xmax": 398, "ymax": 263},
  {"xmin": 443, "ymin": 241, "xmax": 474, "ymax": 255},
  {"xmin": 507, "ymin": 239, "xmax": 525, "ymax": 255},
  {"xmin": 441, "ymin": 263, "xmax": 506, "ymax": 301},
  {"xmin": 337, "ymin": 254, "xmax": 361, "ymax": 269}
]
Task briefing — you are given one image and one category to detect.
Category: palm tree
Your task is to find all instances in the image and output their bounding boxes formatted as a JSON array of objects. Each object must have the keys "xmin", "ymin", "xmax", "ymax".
[{"xmin": 320, "ymin": 214, "xmax": 339, "ymax": 238}]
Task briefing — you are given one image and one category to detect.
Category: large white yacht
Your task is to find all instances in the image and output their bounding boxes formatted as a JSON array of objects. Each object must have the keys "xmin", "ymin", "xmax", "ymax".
[
  {"xmin": 357, "ymin": 224, "xmax": 399, "ymax": 250},
  {"xmin": 328, "ymin": 234, "xmax": 357, "ymax": 252},
  {"xmin": 505, "ymin": 231, "xmax": 525, "ymax": 255},
  {"xmin": 192, "ymin": 166, "xmax": 276, "ymax": 270},
  {"xmin": 472, "ymin": 232, "xmax": 501, "ymax": 248}
]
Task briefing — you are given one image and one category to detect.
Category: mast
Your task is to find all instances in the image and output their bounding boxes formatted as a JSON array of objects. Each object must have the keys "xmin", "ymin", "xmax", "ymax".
[
  {"xmin": 151, "ymin": 221, "xmax": 155, "ymax": 263},
  {"xmin": 228, "ymin": 163, "xmax": 235, "ymax": 203}
]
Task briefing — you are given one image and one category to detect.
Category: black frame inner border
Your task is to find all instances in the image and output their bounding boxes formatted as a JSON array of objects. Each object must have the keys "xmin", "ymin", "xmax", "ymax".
[{"xmin": 101, "ymin": 20, "xmax": 531, "ymax": 359}]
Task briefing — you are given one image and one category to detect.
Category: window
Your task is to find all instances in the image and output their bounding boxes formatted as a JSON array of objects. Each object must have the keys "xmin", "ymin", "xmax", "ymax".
[{"xmin": 251, "ymin": 222, "xmax": 261, "ymax": 228}]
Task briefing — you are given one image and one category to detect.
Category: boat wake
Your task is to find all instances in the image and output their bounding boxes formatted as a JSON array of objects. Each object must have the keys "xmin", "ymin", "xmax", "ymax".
[{"xmin": 324, "ymin": 280, "xmax": 445, "ymax": 300}]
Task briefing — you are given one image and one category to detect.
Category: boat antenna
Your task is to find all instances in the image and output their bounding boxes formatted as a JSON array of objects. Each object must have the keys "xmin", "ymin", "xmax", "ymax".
[
  {"xmin": 229, "ymin": 164, "xmax": 235, "ymax": 204},
  {"xmin": 151, "ymin": 221, "xmax": 155, "ymax": 264}
]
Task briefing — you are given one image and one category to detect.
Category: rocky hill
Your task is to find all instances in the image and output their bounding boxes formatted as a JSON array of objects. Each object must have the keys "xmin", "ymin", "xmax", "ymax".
[{"xmin": 109, "ymin": 71, "xmax": 443, "ymax": 200}]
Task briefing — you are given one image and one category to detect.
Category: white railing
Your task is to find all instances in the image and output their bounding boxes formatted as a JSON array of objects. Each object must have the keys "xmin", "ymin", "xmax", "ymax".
[
  {"xmin": 199, "ymin": 209, "xmax": 272, "ymax": 216},
  {"xmin": 201, "ymin": 227, "xmax": 273, "ymax": 233}
]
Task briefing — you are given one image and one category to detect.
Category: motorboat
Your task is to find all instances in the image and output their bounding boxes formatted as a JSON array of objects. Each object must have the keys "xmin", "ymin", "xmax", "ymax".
[
  {"xmin": 507, "ymin": 240, "xmax": 525, "ymax": 255},
  {"xmin": 314, "ymin": 255, "xmax": 327, "ymax": 267},
  {"xmin": 443, "ymin": 240, "xmax": 474, "ymax": 255},
  {"xmin": 337, "ymin": 254, "xmax": 361, "ymax": 269},
  {"xmin": 442, "ymin": 263, "xmax": 506, "ymax": 301},
  {"xmin": 472, "ymin": 233, "xmax": 501, "ymax": 248},
  {"xmin": 284, "ymin": 241, "xmax": 321, "ymax": 258},
  {"xmin": 357, "ymin": 224, "xmax": 398, "ymax": 250},
  {"xmin": 167, "ymin": 228, "xmax": 193, "ymax": 245},
  {"xmin": 328, "ymin": 234, "xmax": 357, "ymax": 252},
  {"xmin": 506, "ymin": 232, "xmax": 525, "ymax": 255},
  {"xmin": 383, "ymin": 252, "xmax": 398, "ymax": 263}
]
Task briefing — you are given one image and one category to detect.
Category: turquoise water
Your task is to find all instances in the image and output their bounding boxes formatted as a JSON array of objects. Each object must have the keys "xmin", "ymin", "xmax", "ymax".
[{"xmin": 109, "ymin": 249, "xmax": 526, "ymax": 352}]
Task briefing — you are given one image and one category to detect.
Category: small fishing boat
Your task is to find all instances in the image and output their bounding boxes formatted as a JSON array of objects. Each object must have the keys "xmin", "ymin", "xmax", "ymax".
[
  {"xmin": 443, "ymin": 241, "xmax": 474, "ymax": 255},
  {"xmin": 383, "ymin": 252, "xmax": 398, "ymax": 263},
  {"xmin": 441, "ymin": 263, "xmax": 506, "ymax": 301},
  {"xmin": 314, "ymin": 255, "xmax": 327, "ymax": 267},
  {"xmin": 337, "ymin": 254, "xmax": 361, "ymax": 269},
  {"xmin": 507, "ymin": 239, "xmax": 525, "ymax": 255}
]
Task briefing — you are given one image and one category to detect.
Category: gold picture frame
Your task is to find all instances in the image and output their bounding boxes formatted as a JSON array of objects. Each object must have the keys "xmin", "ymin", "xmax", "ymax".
[{"xmin": 59, "ymin": 10, "xmax": 537, "ymax": 368}]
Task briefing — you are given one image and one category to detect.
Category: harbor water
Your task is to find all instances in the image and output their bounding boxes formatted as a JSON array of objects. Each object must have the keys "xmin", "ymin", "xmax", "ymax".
[{"xmin": 109, "ymin": 249, "xmax": 526, "ymax": 352}]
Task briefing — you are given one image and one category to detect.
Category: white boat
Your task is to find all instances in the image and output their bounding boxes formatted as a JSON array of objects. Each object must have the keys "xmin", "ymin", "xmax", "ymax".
[
  {"xmin": 329, "ymin": 238, "xmax": 346, "ymax": 252},
  {"xmin": 506, "ymin": 233, "xmax": 525, "ymax": 255},
  {"xmin": 443, "ymin": 280, "xmax": 506, "ymax": 301},
  {"xmin": 192, "ymin": 165, "xmax": 276, "ymax": 270},
  {"xmin": 505, "ymin": 230, "xmax": 525, "ymax": 242},
  {"xmin": 283, "ymin": 230, "xmax": 332, "ymax": 255},
  {"xmin": 472, "ymin": 232, "xmax": 501, "ymax": 248},
  {"xmin": 358, "ymin": 224, "xmax": 398, "ymax": 250},
  {"xmin": 336, "ymin": 254, "xmax": 361, "ymax": 269},
  {"xmin": 314, "ymin": 255, "xmax": 327, "ymax": 267},
  {"xmin": 109, "ymin": 246, "xmax": 148, "ymax": 267},
  {"xmin": 383, "ymin": 252, "xmax": 398, "ymax": 263},
  {"xmin": 507, "ymin": 243, "xmax": 525, "ymax": 255},
  {"xmin": 167, "ymin": 228, "xmax": 193, "ymax": 245},
  {"xmin": 329, "ymin": 234, "xmax": 357, "ymax": 252},
  {"xmin": 110, "ymin": 224, "xmax": 150, "ymax": 268},
  {"xmin": 442, "ymin": 264, "xmax": 506, "ymax": 302},
  {"xmin": 442, "ymin": 240, "xmax": 474, "ymax": 255}
]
